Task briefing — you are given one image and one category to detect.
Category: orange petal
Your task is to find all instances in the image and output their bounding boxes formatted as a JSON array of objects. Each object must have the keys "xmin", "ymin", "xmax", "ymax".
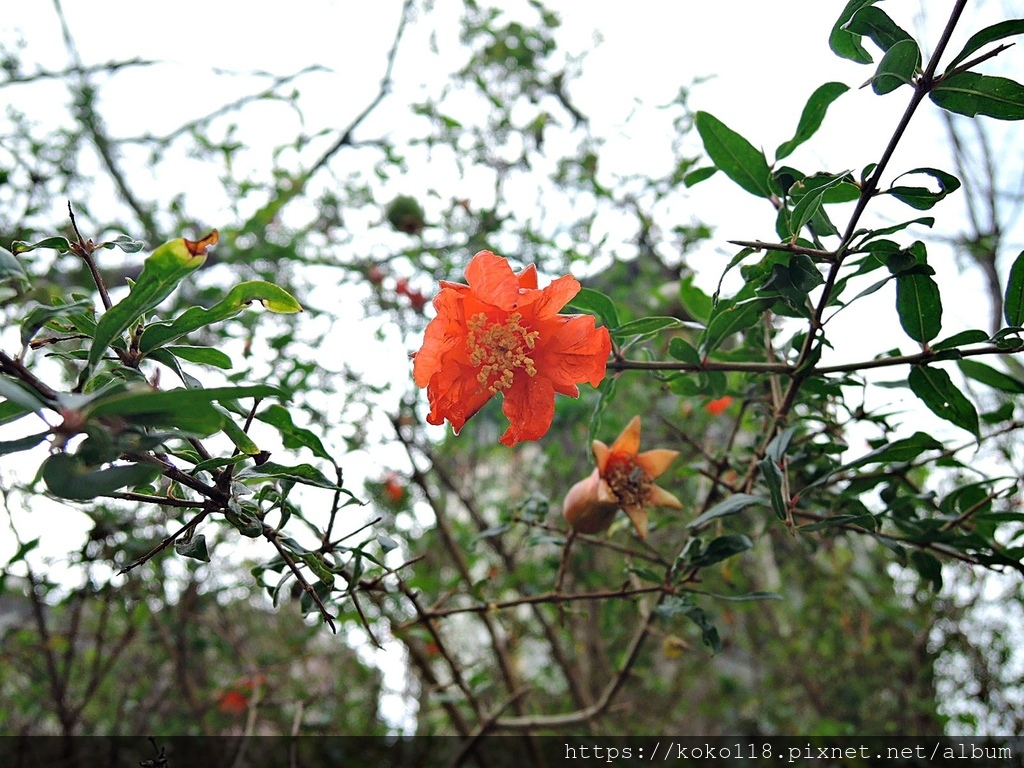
[
  {"xmin": 648, "ymin": 484, "xmax": 684, "ymax": 510},
  {"xmin": 534, "ymin": 315, "xmax": 611, "ymax": 391},
  {"xmin": 465, "ymin": 251, "xmax": 521, "ymax": 309},
  {"xmin": 609, "ymin": 416, "xmax": 642, "ymax": 455},
  {"xmin": 519, "ymin": 273, "xmax": 580, "ymax": 317},
  {"xmin": 516, "ymin": 263, "xmax": 538, "ymax": 290},
  {"xmin": 499, "ymin": 373, "xmax": 555, "ymax": 446},
  {"xmin": 592, "ymin": 439, "xmax": 611, "ymax": 471},
  {"xmin": 622, "ymin": 505, "xmax": 649, "ymax": 540},
  {"xmin": 635, "ymin": 449, "xmax": 680, "ymax": 479}
]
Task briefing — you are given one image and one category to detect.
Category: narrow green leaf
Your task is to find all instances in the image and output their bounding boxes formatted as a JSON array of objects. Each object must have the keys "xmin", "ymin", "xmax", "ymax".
[
  {"xmin": 10, "ymin": 236, "xmax": 72, "ymax": 255},
  {"xmin": 908, "ymin": 365, "xmax": 980, "ymax": 437},
  {"xmin": 695, "ymin": 111, "xmax": 773, "ymax": 198},
  {"xmin": 886, "ymin": 167, "xmax": 961, "ymax": 210},
  {"xmin": 700, "ymin": 298, "xmax": 771, "ymax": 356},
  {"xmin": 958, "ymin": 359, "xmax": 1024, "ymax": 394},
  {"xmin": 687, "ymin": 534, "xmax": 753, "ymax": 568},
  {"xmin": 566, "ymin": 287, "xmax": 620, "ymax": 330},
  {"xmin": 215, "ymin": 405, "xmax": 262, "ymax": 455},
  {"xmin": 776, "ymin": 82, "xmax": 850, "ymax": 159},
  {"xmin": 0, "ymin": 375, "xmax": 51, "ymax": 411},
  {"xmin": 42, "ymin": 453, "xmax": 160, "ymax": 500},
  {"xmin": 98, "ymin": 234, "xmax": 145, "ymax": 254},
  {"xmin": 910, "ymin": 550, "xmax": 943, "ymax": 592},
  {"xmin": 20, "ymin": 299, "xmax": 95, "ymax": 348},
  {"xmin": 0, "ymin": 430, "xmax": 49, "ymax": 456},
  {"xmin": 668, "ymin": 337, "xmax": 701, "ymax": 365},
  {"xmin": 85, "ymin": 232, "xmax": 218, "ymax": 381},
  {"xmin": 1004, "ymin": 249, "xmax": 1024, "ymax": 326},
  {"xmin": 0, "ymin": 246, "xmax": 30, "ymax": 288},
  {"xmin": 759, "ymin": 457, "xmax": 787, "ymax": 520},
  {"xmin": 895, "ymin": 273, "xmax": 942, "ymax": 343},
  {"xmin": 683, "ymin": 166, "xmax": 717, "ymax": 187},
  {"xmin": 688, "ymin": 494, "xmax": 768, "ymax": 530},
  {"xmin": 236, "ymin": 461, "xmax": 345, "ymax": 491},
  {"xmin": 788, "ymin": 173, "xmax": 852, "ymax": 236},
  {"xmin": 844, "ymin": 6, "xmax": 913, "ymax": 53},
  {"xmin": 174, "ymin": 534, "xmax": 211, "ymax": 562},
  {"xmin": 830, "ymin": 0, "xmax": 879, "ymax": 63},
  {"xmin": 678, "ymin": 274, "xmax": 713, "ymax": 323},
  {"xmin": 872, "ymin": 38, "xmax": 921, "ymax": 95},
  {"xmin": 944, "ymin": 19, "xmax": 1024, "ymax": 73},
  {"xmin": 139, "ymin": 279, "xmax": 302, "ymax": 353},
  {"xmin": 930, "ymin": 72, "xmax": 1024, "ymax": 121},
  {"xmin": 255, "ymin": 403, "xmax": 332, "ymax": 461},
  {"xmin": 611, "ymin": 316, "xmax": 683, "ymax": 340},
  {"xmin": 932, "ymin": 329, "xmax": 988, "ymax": 351},
  {"xmin": 165, "ymin": 345, "xmax": 233, "ymax": 369}
]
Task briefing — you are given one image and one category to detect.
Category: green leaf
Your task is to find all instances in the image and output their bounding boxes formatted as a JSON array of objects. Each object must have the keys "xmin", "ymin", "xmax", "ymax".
[
  {"xmin": 806, "ymin": 431, "xmax": 943, "ymax": 490},
  {"xmin": 236, "ymin": 461, "xmax": 344, "ymax": 490},
  {"xmin": 694, "ymin": 111, "xmax": 773, "ymax": 198},
  {"xmin": 688, "ymin": 494, "xmax": 768, "ymax": 530},
  {"xmin": 788, "ymin": 173, "xmax": 853, "ymax": 236},
  {"xmin": 908, "ymin": 365, "xmax": 980, "ymax": 438},
  {"xmin": 872, "ymin": 39, "xmax": 921, "ymax": 95},
  {"xmin": 10, "ymin": 236, "xmax": 72, "ymax": 255},
  {"xmin": 84, "ymin": 232, "xmax": 218, "ymax": 383},
  {"xmin": 776, "ymin": 82, "xmax": 850, "ymax": 160},
  {"xmin": 98, "ymin": 234, "xmax": 145, "ymax": 254},
  {"xmin": 683, "ymin": 166, "xmax": 717, "ymax": 187},
  {"xmin": 844, "ymin": 5, "xmax": 913, "ymax": 53},
  {"xmin": 830, "ymin": 0, "xmax": 879, "ymax": 63},
  {"xmin": 700, "ymin": 298, "xmax": 771, "ymax": 357},
  {"xmin": 0, "ymin": 430, "xmax": 49, "ymax": 456},
  {"xmin": 668, "ymin": 337, "xmax": 701, "ymax": 365},
  {"xmin": 174, "ymin": 534, "xmax": 211, "ymax": 562},
  {"xmin": 687, "ymin": 534, "xmax": 754, "ymax": 568},
  {"xmin": 895, "ymin": 273, "xmax": 942, "ymax": 343},
  {"xmin": 910, "ymin": 550, "xmax": 943, "ymax": 592},
  {"xmin": 930, "ymin": 72, "xmax": 1024, "ymax": 121},
  {"xmin": 139, "ymin": 279, "xmax": 302, "ymax": 353},
  {"xmin": 256, "ymin": 403, "xmax": 332, "ymax": 462},
  {"xmin": 215, "ymin": 405, "xmax": 262, "ymax": 455},
  {"xmin": 0, "ymin": 246, "xmax": 30, "ymax": 289},
  {"xmin": 958, "ymin": 359, "xmax": 1024, "ymax": 394},
  {"xmin": 886, "ymin": 167, "xmax": 961, "ymax": 210},
  {"xmin": 165, "ymin": 345, "xmax": 233, "ymax": 369},
  {"xmin": 20, "ymin": 298, "xmax": 95, "ymax": 348},
  {"xmin": 611, "ymin": 316, "xmax": 683, "ymax": 340},
  {"xmin": 42, "ymin": 453, "xmax": 160, "ymax": 500},
  {"xmin": 678, "ymin": 274, "xmax": 713, "ymax": 323},
  {"xmin": 759, "ymin": 457, "xmax": 787, "ymax": 521},
  {"xmin": 0, "ymin": 375, "xmax": 51, "ymax": 412},
  {"xmin": 1004, "ymin": 249, "xmax": 1024, "ymax": 326},
  {"xmin": 944, "ymin": 19, "xmax": 1024, "ymax": 73},
  {"xmin": 932, "ymin": 329, "xmax": 988, "ymax": 351},
  {"xmin": 85, "ymin": 385, "xmax": 278, "ymax": 437},
  {"xmin": 566, "ymin": 287, "xmax": 619, "ymax": 330}
]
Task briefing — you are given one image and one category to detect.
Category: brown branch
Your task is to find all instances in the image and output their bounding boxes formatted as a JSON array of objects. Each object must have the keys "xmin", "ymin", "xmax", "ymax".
[
  {"xmin": 490, "ymin": 591, "xmax": 667, "ymax": 731},
  {"xmin": 728, "ymin": 239, "xmax": 839, "ymax": 261},
  {"xmin": 118, "ymin": 508, "xmax": 212, "ymax": 575},
  {"xmin": 264, "ymin": 525, "xmax": 337, "ymax": 633}
]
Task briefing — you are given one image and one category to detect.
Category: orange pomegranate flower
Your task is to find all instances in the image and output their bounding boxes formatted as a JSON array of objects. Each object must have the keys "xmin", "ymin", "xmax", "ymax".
[
  {"xmin": 413, "ymin": 251, "xmax": 611, "ymax": 446},
  {"xmin": 704, "ymin": 395, "xmax": 733, "ymax": 416},
  {"xmin": 564, "ymin": 415, "xmax": 682, "ymax": 539}
]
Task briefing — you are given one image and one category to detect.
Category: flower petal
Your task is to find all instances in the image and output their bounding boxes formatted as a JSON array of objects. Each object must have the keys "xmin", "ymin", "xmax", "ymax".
[
  {"xmin": 648, "ymin": 484, "xmax": 684, "ymax": 510},
  {"xmin": 609, "ymin": 416, "xmax": 642, "ymax": 455},
  {"xmin": 534, "ymin": 315, "xmax": 611, "ymax": 390},
  {"xmin": 592, "ymin": 439, "xmax": 611, "ymax": 472},
  {"xmin": 499, "ymin": 373, "xmax": 555, "ymax": 446},
  {"xmin": 465, "ymin": 250, "xmax": 521, "ymax": 309},
  {"xmin": 622, "ymin": 505, "xmax": 650, "ymax": 540},
  {"xmin": 636, "ymin": 449, "xmax": 680, "ymax": 479},
  {"xmin": 516, "ymin": 263, "xmax": 538, "ymax": 290}
]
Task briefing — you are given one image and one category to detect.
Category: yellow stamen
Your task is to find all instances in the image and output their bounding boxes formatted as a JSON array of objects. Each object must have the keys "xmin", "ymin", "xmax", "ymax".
[{"xmin": 466, "ymin": 312, "xmax": 540, "ymax": 393}]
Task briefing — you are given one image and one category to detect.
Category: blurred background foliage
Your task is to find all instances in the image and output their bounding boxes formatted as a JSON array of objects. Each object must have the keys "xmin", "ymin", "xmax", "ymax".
[{"xmin": 1, "ymin": 0, "xmax": 1024, "ymax": 741}]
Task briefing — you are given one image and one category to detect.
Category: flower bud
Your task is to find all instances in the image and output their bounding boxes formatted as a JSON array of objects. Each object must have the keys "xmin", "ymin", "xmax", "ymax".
[{"xmin": 563, "ymin": 469, "xmax": 620, "ymax": 534}]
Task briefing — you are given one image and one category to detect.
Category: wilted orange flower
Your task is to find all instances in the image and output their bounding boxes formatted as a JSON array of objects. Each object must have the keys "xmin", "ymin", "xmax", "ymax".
[
  {"xmin": 413, "ymin": 250, "xmax": 611, "ymax": 446},
  {"xmin": 704, "ymin": 395, "xmax": 733, "ymax": 416},
  {"xmin": 563, "ymin": 415, "xmax": 682, "ymax": 539}
]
